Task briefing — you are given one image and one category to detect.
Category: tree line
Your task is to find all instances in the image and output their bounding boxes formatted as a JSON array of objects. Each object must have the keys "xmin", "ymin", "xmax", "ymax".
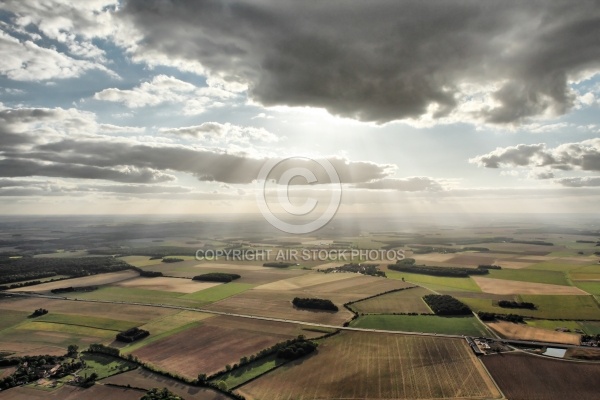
[
  {"xmin": 0, "ymin": 257, "xmax": 130, "ymax": 285},
  {"xmin": 192, "ymin": 273, "xmax": 240, "ymax": 283}
]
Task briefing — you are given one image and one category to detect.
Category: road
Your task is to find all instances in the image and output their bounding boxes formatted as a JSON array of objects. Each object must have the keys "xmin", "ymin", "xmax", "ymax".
[{"xmin": 4, "ymin": 291, "xmax": 593, "ymax": 350}]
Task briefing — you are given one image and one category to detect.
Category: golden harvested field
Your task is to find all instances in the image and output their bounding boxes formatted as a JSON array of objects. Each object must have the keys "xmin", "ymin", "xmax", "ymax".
[
  {"xmin": 132, "ymin": 316, "xmax": 319, "ymax": 378},
  {"xmin": 239, "ymin": 332, "xmax": 500, "ymax": 400},
  {"xmin": 255, "ymin": 272, "xmax": 357, "ymax": 291},
  {"xmin": 7, "ymin": 270, "xmax": 138, "ymax": 292},
  {"xmin": 0, "ymin": 297, "xmax": 175, "ymax": 324},
  {"xmin": 472, "ymin": 276, "xmax": 587, "ymax": 295},
  {"xmin": 487, "ymin": 321, "xmax": 581, "ymax": 345},
  {"xmin": 114, "ymin": 276, "xmax": 221, "ymax": 293},
  {"xmin": 482, "ymin": 353, "xmax": 600, "ymax": 400},
  {"xmin": 103, "ymin": 368, "xmax": 228, "ymax": 400},
  {"xmin": 0, "ymin": 383, "xmax": 143, "ymax": 399},
  {"xmin": 350, "ymin": 286, "xmax": 434, "ymax": 314}
]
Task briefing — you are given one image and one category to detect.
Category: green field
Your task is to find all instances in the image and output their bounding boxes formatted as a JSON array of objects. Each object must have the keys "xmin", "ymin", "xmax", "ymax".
[
  {"xmin": 579, "ymin": 321, "xmax": 600, "ymax": 335},
  {"xmin": 351, "ymin": 314, "xmax": 489, "ymax": 336},
  {"xmin": 17, "ymin": 321, "xmax": 117, "ymax": 339},
  {"xmin": 181, "ymin": 282, "xmax": 254, "ymax": 303},
  {"xmin": 460, "ymin": 295, "xmax": 600, "ymax": 320},
  {"xmin": 212, "ymin": 353, "xmax": 285, "ymax": 389},
  {"xmin": 385, "ymin": 270, "xmax": 482, "ymax": 292},
  {"xmin": 0, "ymin": 310, "xmax": 28, "ymax": 331},
  {"xmin": 573, "ymin": 281, "xmax": 600, "ymax": 295},
  {"xmin": 36, "ymin": 313, "xmax": 135, "ymax": 332},
  {"xmin": 80, "ymin": 353, "xmax": 137, "ymax": 379},
  {"xmin": 525, "ymin": 319, "xmax": 584, "ymax": 332},
  {"xmin": 486, "ymin": 269, "xmax": 569, "ymax": 286}
]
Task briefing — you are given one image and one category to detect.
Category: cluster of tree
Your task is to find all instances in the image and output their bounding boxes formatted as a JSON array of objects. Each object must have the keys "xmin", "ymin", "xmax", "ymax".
[
  {"xmin": 0, "ymin": 279, "xmax": 49, "ymax": 291},
  {"xmin": 396, "ymin": 258, "xmax": 416, "ymax": 266},
  {"xmin": 388, "ymin": 263, "xmax": 489, "ymax": 277},
  {"xmin": 0, "ymin": 257, "xmax": 130, "ymax": 285},
  {"xmin": 141, "ymin": 388, "xmax": 184, "ymax": 400},
  {"xmin": 0, "ymin": 353, "xmax": 82, "ymax": 390},
  {"xmin": 576, "ymin": 240, "xmax": 597, "ymax": 244},
  {"xmin": 80, "ymin": 372, "xmax": 99, "ymax": 388},
  {"xmin": 263, "ymin": 262, "xmax": 296, "ymax": 268},
  {"xmin": 477, "ymin": 312, "xmax": 524, "ymax": 323},
  {"xmin": 162, "ymin": 258, "xmax": 184, "ymax": 263},
  {"xmin": 478, "ymin": 264, "xmax": 502, "ymax": 270},
  {"xmin": 582, "ymin": 334, "xmax": 600, "ymax": 342},
  {"xmin": 292, "ymin": 297, "xmax": 338, "ymax": 311},
  {"xmin": 192, "ymin": 273, "xmax": 240, "ymax": 283},
  {"xmin": 116, "ymin": 327, "xmax": 150, "ymax": 343},
  {"xmin": 88, "ymin": 343, "xmax": 120, "ymax": 356},
  {"xmin": 128, "ymin": 266, "xmax": 164, "ymax": 277},
  {"xmin": 30, "ymin": 308, "xmax": 48, "ymax": 317},
  {"xmin": 51, "ymin": 285, "xmax": 98, "ymax": 294},
  {"xmin": 422, "ymin": 295, "xmax": 472, "ymax": 315},
  {"xmin": 463, "ymin": 247, "xmax": 490, "ymax": 252},
  {"xmin": 277, "ymin": 339, "xmax": 318, "ymax": 360},
  {"xmin": 320, "ymin": 263, "xmax": 385, "ymax": 277},
  {"xmin": 149, "ymin": 255, "xmax": 165, "ymax": 260},
  {"xmin": 510, "ymin": 240, "xmax": 553, "ymax": 246},
  {"xmin": 498, "ymin": 300, "xmax": 536, "ymax": 309}
]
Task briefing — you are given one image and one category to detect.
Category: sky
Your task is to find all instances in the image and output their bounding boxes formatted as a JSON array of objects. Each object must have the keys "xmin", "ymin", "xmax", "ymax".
[{"xmin": 0, "ymin": 0, "xmax": 599, "ymax": 218}]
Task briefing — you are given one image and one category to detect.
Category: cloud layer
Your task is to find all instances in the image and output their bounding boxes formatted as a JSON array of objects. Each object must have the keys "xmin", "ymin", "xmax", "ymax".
[{"xmin": 117, "ymin": 0, "xmax": 600, "ymax": 124}]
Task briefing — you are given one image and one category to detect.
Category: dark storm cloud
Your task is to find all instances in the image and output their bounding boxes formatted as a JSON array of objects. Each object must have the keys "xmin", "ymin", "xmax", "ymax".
[
  {"xmin": 470, "ymin": 139, "xmax": 600, "ymax": 171},
  {"xmin": 119, "ymin": 0, "xmax": 600, "ymax": 124}
]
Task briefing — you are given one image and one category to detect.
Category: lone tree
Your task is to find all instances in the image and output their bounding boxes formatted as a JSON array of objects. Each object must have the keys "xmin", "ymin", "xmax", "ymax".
[{"xmin": 67, "ymin": 344, "xmax": 79, "ymax": 358}]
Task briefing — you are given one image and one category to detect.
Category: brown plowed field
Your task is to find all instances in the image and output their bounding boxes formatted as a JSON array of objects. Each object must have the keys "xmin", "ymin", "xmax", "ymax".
[
  {"xmin": 239, "ymin": 332, "xmax": 500, "ymax": 400},
  {"xmin": 482, "ymin": 352, "xmax": 600, "ymax": 400},
  {"xmin": 132, "ymin": 315, "xmax": 318, "ymax": 378}
]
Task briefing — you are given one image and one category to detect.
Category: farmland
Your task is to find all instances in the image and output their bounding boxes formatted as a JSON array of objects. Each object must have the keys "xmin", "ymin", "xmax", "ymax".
[
  {"xmin": 349, "ymin": 286, "xmax": 434, "ymax": 314},
  {"xmin": 7, "ymin": 270, "xmax": 138, "ymax": 293},
  {"xmin": 471, "ymin": 276, "xmax": 587, "ymax": 295},
  {"xmin": 351, "ymin": 314, "xmax": 490, "ymax": 336},
  {"xmin": 102, "ymin": 367, "xmax": 228, "ymax": 400},
  {"xmin": 459, "ymin": 295, "xmax": 600, "ymax": 320},
  {"xmin": 0, "ymin": 383, "xmax": 144, "ymax": 399},
  {"xmin": 239, "ymin": 331, "xmax": 500, "ymax": 399},
  {"xmin": 486, "ymin": 320, "xmax": 581, "ymax": 345},
  {"xmin": 383, "ymin": 268, "xmax": 483, "ymax": 292},
  {"xmin": 482, "ymin": 353, "xmax": 600, "ymax": 400},
  {"xmin": 131, "ymin": 316, "xmax": 321, "ymax": 378},
  {"xmin": 114, "ymin": 276, "xmax": 222, "ymax": 293}
]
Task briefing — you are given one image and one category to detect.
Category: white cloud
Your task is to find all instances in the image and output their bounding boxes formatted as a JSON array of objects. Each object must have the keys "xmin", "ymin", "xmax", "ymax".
[
  {"xmin": 94, "ymin": 74, "xmax": 238, "ymax": 114},
  {"xmin": 0, "ymin": 30, "xmax": 113, "ymax": 81}
]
